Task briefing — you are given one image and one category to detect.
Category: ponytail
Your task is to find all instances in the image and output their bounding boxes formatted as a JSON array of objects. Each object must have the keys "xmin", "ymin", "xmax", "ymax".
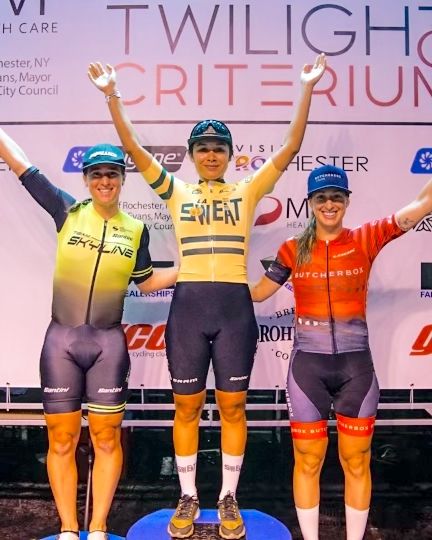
[{"xmin": 296, "ymin": 214, "xmax": 317, "ymax": 267}]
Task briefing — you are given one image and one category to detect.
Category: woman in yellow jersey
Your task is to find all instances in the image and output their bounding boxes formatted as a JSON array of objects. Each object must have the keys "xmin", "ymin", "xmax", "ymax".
[
  {"xmin": 0, "ymin": 131, "xmax": 177, "ymax": 540},
  {"xmin": 88, "ymin": 54, "xmax": 326, "ymax": 539}
]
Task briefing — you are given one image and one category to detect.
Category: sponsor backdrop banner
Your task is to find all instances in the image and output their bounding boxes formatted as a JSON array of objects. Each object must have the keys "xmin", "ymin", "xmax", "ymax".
[{"xmin": 1, "ymin": 0, "xmax": 431, "ymax": 389}]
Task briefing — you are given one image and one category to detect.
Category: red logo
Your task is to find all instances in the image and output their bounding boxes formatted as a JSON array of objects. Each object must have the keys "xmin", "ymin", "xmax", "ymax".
[
  {"xmin": 410, "ymin": 325, "xmax": 432, "ymax": 356},
  {"xmin": 122, "ymin": 323, "xmax": 166, "ymax": 351},
  {"xmin": 254, "ymin": 196, "xmax": 283, "ymax": 226}
]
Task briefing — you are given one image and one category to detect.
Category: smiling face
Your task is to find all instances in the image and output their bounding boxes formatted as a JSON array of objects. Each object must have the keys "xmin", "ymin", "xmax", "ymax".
[
  {"xmin": 84, "ymin": 164, "xmax": 125, "ymax": 218},
  {"xmin": 309, "ymin": 188, "xmax": 350, "ymax": 238},
  {"xmin": 189, "ymin": 140, "xmax": 231, "ymax": 182}
]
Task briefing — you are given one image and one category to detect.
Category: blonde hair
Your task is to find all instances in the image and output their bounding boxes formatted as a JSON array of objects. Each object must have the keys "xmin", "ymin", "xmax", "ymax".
[{"xmin": 296, "ymin": 214, "xmax": 317, "ymax": 267}]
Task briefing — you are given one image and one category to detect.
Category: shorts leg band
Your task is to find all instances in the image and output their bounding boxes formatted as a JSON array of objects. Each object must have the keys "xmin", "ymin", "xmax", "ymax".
[
  {"xmin": 336, "ymin": 413, "xmax": 375, "ymax": 437},
  {"xmin": 290, "ymin": 419, "xmax": 328, "ymax": 440}
]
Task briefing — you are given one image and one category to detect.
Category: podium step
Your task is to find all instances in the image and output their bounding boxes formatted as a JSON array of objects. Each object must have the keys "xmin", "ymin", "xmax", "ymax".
[{"xmin": 126, "ymin": 509, "xmax": 292, "ymax": 539}]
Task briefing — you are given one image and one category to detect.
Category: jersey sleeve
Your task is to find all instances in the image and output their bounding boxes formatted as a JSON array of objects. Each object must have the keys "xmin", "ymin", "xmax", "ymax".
[
  {"xmin": 264, "ymin": 240, "xmax": 295, "ymax": 285},
  {"xmin": 242, "ymin": 158, "xmax": 284, "ymax": 202},
  {"xmin": 355, "ymin": 214, "xmax": 406, "ymax": 262},
  {"xmin": 131, "ymin": 225, "xmax": 153, "ymax": 284},
  {"xmin": 19, "ymin": 166, "xmax": 76, "ymax": 231},
  {"xmin": 139, "ymin": 157, "xmax": 176, "ymax": 201}
]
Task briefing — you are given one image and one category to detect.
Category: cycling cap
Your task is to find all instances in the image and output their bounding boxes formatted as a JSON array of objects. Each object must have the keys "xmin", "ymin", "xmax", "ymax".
[
  {"xmin": 307, "ymin": 165, "xmax": 351, "ymax": 196},
  {"xmin": 82, "ymin": 143, "xmax": 126, "ymax": 171}
]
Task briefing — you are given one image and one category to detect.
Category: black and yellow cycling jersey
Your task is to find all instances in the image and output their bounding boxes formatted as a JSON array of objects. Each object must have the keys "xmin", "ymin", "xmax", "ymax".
[
  {"xmin": 140, "ymin": 157, "xmax": 284, "ymax": 283},
  {"xmin": 20, "ymin": 166, "xmax": 153, "ymax": 328}
]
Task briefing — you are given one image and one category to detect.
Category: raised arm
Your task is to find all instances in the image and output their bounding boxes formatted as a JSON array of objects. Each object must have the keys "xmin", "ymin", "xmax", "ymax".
[
  {"xmin": 271, "ymin": 53, "xmax": 327, "ymax": 172},
  {"xmin": 88, "ymin": 62, "xmax": 156, "ymax": 175},
  {"xmin": 396, "ymin": 177, "xmax": 432, "ymax": 231},
  {"xmin": 0, "ymin": 127, "xmax": 32, "ymax": 177},
  {"xmin": 136, "ymin": 267, "xmax": 178, "ymax": 294}
]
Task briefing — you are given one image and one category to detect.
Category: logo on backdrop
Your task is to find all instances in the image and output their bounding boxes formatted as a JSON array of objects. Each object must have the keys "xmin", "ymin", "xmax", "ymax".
[
  {"xmin": 410, "ymin": 325, "xmax": 432, "ymax": 356},
  {"xmin": 254, "ymin": 196, "xmax": 283, "ymax": 226},
  {"xmin": 254, "ymin": 197, "xmax": 310, "ymax": 228},
  {"xmin": 420, "ymin": 262, "xmax": 432, "ymax": 298},
  {"xmin": 411, "ymin": 149, "xmax": 432, "ymax": 173},
  {"xmin": 63, "ymin": 146, "xmax": 187, "ymax": 173},
  {"xmin": 122, "ymin": 323, "xmax": 167, "ymax": 358}
]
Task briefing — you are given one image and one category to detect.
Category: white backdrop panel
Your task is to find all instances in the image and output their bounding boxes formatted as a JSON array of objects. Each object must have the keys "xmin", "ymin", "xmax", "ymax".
[{"xmin": 0, "ymin": 0, "xmax": 431, "ymax": 388}]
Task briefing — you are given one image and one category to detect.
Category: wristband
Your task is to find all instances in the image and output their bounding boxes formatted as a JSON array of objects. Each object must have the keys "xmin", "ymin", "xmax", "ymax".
[{"xmin": 105, "ymin": 90, "xmax": 121, "ymax": 102}]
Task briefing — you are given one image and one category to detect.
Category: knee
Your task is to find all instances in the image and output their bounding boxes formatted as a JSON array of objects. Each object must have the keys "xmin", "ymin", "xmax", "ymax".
[
  {"xmin": 340, "ymin": 451, "xmax": 370, "ymax": 479},
  {"xmin": 92, "ymin": 425, "xmax": 120, "ymax": 455},
  {"xmin": 175, "ymin": 399, "xmax": 203, "ymax": 424},
  {"xmin": 48, "ymin": 429, "xmax": 78, "ymax": 457},
  {"xmin": 219, "ymin": 400, "xmax": 245, "ymax": 424},
  {"xmin": 296, "ymin": 452, "xmax": 324, "ymax": 478}
]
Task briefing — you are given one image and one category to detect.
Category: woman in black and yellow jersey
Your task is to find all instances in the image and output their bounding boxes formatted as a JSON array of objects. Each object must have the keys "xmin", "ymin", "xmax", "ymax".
[
  {"xmin": 0, "ymin": 131, "xmax": 177, "ymax": 540},
  {"xmin": 88, "ymin": 53, "xmax": 326, "ymax": 540}
]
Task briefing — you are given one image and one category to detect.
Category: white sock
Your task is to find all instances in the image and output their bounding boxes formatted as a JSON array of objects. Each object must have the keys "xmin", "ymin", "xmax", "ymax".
[
  {"xmin": 295, "ymin": 505, "xmax": 319, "ymax": 540},
  {"xmin": 175, "ymin": 454, "xmax": 198, "ymax": 497},
  {"xmin": 219, "ymin": 452, "xmax": 244, "ymax": 500},
  {"xmin": 345, "ymin": 505, "xmax": 369, "ymax": 540}
]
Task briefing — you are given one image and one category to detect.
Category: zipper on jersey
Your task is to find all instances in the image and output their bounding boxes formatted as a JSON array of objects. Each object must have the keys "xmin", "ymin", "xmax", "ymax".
[
  {"xmin": 85, "ymin": 220, "xmax": 108, "ymax": 324},
  {"xmin": 326, "ymin": 240, "xmax": 338, "ymax": 354},
  {"xmin": 207, "ymin": 184, "xmax": 216, "ymax": 282}
]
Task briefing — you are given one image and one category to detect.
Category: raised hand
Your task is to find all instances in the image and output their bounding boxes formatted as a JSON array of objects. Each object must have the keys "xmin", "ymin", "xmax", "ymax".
[
  {"xmin": 88, "ymin": 62, "xmax": 117, "ymax": 95},
  {"xmin": 301, "ymin": 53, "xmax": 327, "ymax": 87}
]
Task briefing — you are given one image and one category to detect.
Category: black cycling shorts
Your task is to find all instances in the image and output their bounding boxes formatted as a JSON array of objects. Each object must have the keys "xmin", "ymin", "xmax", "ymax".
[
  {"xmin": 165, "ymin": 282, "xmax": 259, "ymax": 394},
  {"xmin": 40, "ymin": 320, "xmax": 130, "ymax": 414},
  {"xmin": 286, "ymin": 349, "xmax": 379, "ymax": 422}
]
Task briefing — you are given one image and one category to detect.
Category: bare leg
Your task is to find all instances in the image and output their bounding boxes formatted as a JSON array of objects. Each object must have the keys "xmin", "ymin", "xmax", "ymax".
[
  {"xmin": 45, "ymin": 411, "xmax": 82, "ymax": 533},
  {"xmin": 88, "ymin": 411, "xmax": 124, "ymax": 532}
]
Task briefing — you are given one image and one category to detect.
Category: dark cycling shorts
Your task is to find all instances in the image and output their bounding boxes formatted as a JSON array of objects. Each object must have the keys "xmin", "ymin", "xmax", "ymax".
[
  {"xmin": 165, "ymin": 282, "xmax": 259, "ymax": 395},
  {"xmin": 286, "ymin": 349, "xmax": 379, "ymax": 422},
  {"xmin": 40, "ymin": 320, "xmax": 130, "ymax": 414}
]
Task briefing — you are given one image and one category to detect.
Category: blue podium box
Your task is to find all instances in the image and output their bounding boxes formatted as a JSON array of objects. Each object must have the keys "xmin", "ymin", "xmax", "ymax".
[
  {"xmin": 126, "ymin": 509, "xmax": 292, "ymax": 539},
  {"xmin": 41, "ymin": 533, "xmax": 124, "ymax": 540}
]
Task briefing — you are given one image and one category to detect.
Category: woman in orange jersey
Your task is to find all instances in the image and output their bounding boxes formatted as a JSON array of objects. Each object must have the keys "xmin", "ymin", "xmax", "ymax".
[{"xmin": 251, "ymin": 164, "xmax": 432, "ymax": 540}]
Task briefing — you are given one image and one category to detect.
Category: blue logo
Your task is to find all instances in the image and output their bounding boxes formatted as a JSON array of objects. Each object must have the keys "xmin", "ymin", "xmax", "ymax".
[
  {"xmin": 63, "ymin": 145, "xmax": 187, "ymax": 173},
  {"xmin": 411, "ymin": 148, "xmax": 432, "ymax": 174},
  {"xmin": 63, "ymin": 147, "xmax": 88, "ymax": 172}
]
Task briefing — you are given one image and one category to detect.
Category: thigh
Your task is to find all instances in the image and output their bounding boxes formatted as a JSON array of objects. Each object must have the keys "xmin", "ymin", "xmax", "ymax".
[
  {"xmin": 211, "ymin": 287, "xmax": 258, "ymax": 392},
  {"xmin": 85, "ymin": 325, "xmax": 131, "ymax": 414},
  {"xmin": 333, "ymin": 350, "xmax": 379, "ymax": 418},
  {"xmin": 287, "ymin": 350, "xmax": 332, "ymax": 422},
  {"xmin": 165, "ymin": 283, "xmax": 212, "ymax": 394},
  {"xmin": 40, "ymin": 321, "xmax": 84, "ymax": 414}
]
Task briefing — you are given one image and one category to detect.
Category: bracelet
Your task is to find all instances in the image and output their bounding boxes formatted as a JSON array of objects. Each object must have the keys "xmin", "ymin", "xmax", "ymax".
[{"xmin": 105, "ymin": 90, "xmax": 121, "ymax": 102}]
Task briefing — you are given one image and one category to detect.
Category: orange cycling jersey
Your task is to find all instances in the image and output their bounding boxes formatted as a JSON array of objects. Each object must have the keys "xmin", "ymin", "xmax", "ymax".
[{"xmin": 266, "ymin": 215, "xmax": 405, "ymax": 353}]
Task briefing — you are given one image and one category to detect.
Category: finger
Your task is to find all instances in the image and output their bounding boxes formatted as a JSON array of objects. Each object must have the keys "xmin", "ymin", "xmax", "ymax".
[
  {"xmin": 106, "ymin": 63, "xmax": 114, "ymax": 74},
  {"xmin": 88, "ymin": 65, "xmax": 98, "ymax": 79}
]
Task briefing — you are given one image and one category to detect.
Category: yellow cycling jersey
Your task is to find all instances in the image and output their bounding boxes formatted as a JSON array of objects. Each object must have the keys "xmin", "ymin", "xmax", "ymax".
[
  {"xmin": 141, "ymin": 157, "xmax": 283, "ymax": 283},
  {"xmin": 21, "ymin": 167, "xmax": 153, "ymax": 328}
]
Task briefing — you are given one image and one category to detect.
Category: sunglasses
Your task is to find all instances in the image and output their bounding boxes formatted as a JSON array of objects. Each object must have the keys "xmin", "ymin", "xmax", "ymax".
[{"xmin": 191, "ymin": 119, "xmax": 232, "ymax": 137}]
